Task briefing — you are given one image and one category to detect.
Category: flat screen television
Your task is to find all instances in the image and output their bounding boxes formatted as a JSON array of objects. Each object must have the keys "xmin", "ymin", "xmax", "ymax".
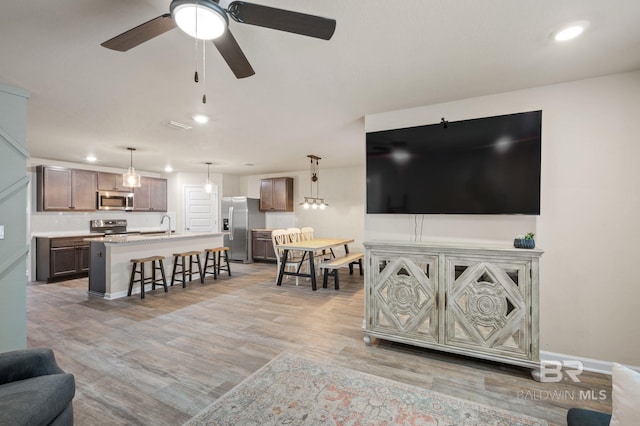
[{"xmin": 366, "ymin": 110, "xmax": 542, "ymax": 215}]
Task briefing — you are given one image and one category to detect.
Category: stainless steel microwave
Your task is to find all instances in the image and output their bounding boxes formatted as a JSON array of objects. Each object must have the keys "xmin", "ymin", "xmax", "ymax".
[{"xmin": 97, "ymin": 191, "xmax": 134, "ymax": 211}]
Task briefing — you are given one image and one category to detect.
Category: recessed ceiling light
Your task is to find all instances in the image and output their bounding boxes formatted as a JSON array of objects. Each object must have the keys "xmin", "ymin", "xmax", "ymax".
[
  {"xmin": 164, "ymin": 165, "xmax": 173, "ymax": 172},
  {"xmin": 86, "ymin": 155, "xmax": 97, "ymax": 162},
  {"xmin": 552, "ymin": 21, "xmax": 590, "ymax": 42},
  {"xmin": 243, "ymin": 163, "xmax": 254, "ymax": 166},
  {"xmin": 192, "ymin": 114, "xmax": 209, "ymax": 124}
]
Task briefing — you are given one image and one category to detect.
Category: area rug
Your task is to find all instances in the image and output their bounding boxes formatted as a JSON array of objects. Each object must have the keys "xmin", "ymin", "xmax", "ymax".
[{"xmin": 185, "ymin": 352, "xmax": 546, "ymax": 426}]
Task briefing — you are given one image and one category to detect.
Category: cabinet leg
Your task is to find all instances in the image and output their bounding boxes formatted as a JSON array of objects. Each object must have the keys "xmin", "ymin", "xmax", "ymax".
[
  {"xmin": 530, "ymin": 368, "xmax": 543, "ymax": 382},
  {"xmin": 363, "ymin": 334, "xmax": 372, "ymax": 346}
]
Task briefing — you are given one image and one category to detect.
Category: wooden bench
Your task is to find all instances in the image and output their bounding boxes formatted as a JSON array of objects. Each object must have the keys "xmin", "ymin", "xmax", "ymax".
[{"xmin": 318, "ymin": 252, "xmax": 364, "ymax": 290}]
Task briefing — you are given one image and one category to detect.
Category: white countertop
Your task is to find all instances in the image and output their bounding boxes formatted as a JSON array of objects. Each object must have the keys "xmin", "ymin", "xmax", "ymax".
[{"xmin": 85, "ymin": 231, "xmax": 227, "ymax": 245}]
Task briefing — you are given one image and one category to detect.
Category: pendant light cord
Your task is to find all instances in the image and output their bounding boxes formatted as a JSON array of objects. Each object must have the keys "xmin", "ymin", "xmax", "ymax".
[{"xmin": 316, "ymin": 158, "xmax": 320, "ymax": 199}]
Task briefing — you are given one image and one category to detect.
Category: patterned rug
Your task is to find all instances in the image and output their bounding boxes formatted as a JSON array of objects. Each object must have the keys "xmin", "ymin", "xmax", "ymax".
[{"xmin": 185, "ymin": 352, "xmax": 546, "ymax": 426}]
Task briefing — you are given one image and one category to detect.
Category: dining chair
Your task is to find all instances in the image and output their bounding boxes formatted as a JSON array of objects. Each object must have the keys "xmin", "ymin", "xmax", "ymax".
[
  {"xmin": 286, "ymin": 228, "xmax": 312, "ymax": 279},
  {"xmin": 300, "ymin": 227, "xmax": 314, "ymax": 240},
  {"xmin": 272, "ymin": 229, "xmax": 304, "ymax": 285},
  {"xmin": 300, "ymin": 226, "xmax": 326, "ymax": 274},
  {"xmin": 286, "ymin": 227, "xmax": 302, "ymax": 241}
]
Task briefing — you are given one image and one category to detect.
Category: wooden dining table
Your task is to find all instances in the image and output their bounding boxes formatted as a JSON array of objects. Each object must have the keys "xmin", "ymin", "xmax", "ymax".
[{"xmin": 276, "ymin": 238, "xmax": 354, "ymax": 291}]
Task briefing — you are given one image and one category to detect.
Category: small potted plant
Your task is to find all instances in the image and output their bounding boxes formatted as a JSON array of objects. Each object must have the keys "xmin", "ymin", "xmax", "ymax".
[{"xmin": 514, "ymin": 232, "xmax": 535, "ymax": 249}]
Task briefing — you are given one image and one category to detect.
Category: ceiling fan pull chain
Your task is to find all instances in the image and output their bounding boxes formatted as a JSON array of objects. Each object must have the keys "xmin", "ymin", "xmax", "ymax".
[
  {"xmin": 194, "ymin": 4, "xmax": 199, "ymax": 83},
  {"xmin": 202, "ymin": 41, "xmax": 207, "ymax": 103},
  {"xmin": 194, "ymin": 33, "xmax": 199, "ymax": 83}
]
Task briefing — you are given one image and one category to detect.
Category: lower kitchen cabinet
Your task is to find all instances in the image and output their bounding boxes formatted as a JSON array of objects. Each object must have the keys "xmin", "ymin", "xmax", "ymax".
[
  {"xmin": 252, "ymin": 230, "xmax": 277, "ymax": 262},
  {"xmin": 36, "ymin": 236, "xmax": 92, "ymax": 282}
]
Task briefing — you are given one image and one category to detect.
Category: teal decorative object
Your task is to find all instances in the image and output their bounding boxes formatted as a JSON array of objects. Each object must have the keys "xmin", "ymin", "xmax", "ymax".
[{"xmin": 514, "ymin": 232, "xmax": 535, "ymax": 249}]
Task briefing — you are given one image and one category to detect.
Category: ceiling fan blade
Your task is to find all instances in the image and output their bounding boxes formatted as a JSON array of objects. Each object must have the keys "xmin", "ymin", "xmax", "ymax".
[
  {"xmin": 101, "ymin": 14, "xmax": 176, "ymax": 52},
  {"xmin": 212, "ymin": 29, "xmax": 255, "ymax": 79},
  {"xmin": 227, "ymin": 1, "xmax": 336, "ymax": 40}
]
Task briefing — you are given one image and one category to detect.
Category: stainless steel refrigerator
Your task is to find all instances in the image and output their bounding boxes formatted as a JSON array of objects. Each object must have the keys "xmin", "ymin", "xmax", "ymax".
[{"xmin": 222, "ymin": 197, "xmax": 266, "ymax": 263}]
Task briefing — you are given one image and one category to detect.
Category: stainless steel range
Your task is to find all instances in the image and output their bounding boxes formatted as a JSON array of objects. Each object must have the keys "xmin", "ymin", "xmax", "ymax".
[{"xmin": 89, "ymin": 219, "xmax": 128, "ymax": 234}]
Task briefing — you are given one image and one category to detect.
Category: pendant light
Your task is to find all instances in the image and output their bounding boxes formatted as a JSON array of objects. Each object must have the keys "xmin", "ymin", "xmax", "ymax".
[
  {"xmin": 300, "ymin": 155, "xmax": 328, "ymax": 210},
  {"xmin": 122, "ymin": 147, "xmax": 141, "ymax": 188},
  {"xmin": 204, "ymin": 162, "xmax": 213, "ymax": 193}
]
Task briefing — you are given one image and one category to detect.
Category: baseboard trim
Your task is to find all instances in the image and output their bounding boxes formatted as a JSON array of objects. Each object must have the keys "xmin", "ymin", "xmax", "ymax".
[{"xmin": 541, "ymin": 350, "xmax": 640, "ymax": 375}]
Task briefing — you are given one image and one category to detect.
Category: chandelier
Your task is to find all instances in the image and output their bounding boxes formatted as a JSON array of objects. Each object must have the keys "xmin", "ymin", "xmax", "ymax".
[{"xmin": 300, "ymin": 155, "xmax": 328, "ymax": 210}]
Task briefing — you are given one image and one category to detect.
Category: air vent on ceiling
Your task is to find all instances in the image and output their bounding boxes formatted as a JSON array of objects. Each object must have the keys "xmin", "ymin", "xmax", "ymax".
[{"xmin": 164, "ymin": 120, "xmax": 192, "ymax": 130}]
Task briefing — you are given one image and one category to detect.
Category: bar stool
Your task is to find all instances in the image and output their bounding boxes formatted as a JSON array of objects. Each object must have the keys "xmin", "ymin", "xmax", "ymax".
[
  {"xmin": 171, "ymin": 251, "xmax": 204, "ymax": 287},
  {"xmin": 202, "ymin": 247, "xmax": 231, "ymax": 281},
  {"xmin": 128, "ymin": 256, "xmax": 167, "ymax": 299}
]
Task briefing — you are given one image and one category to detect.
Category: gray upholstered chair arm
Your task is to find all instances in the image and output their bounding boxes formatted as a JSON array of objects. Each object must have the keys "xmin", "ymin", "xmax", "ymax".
[{"xmin": 0, "ymin": 348, "xmax": 65, "ymax": 385}]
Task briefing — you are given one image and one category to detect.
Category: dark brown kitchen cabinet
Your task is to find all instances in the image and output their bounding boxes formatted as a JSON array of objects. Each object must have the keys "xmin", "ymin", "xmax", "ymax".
[
  {"xmin": 259, "ymin": 177, "xmax": 293, "ymax": 212},
  {"xmin": 37, "ymin": 166, "xmax": 97, "ymax": 211},
  {"xmin": 134, "ymin": 177, "xmax": 167, "ymax": 211},
  {"xmin": 97, "ymin": 172, "xmax": 129, "ymax": 192},
  {"xmin": 252, "ymin": 230, "xmax": 277, "ymax": 262},
  {"xmin": 36, "ymin": 236, "xmax": 92, "ymax": 282}
]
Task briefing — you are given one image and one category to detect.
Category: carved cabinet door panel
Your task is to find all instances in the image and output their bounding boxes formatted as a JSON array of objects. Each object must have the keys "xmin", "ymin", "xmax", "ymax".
[
  {"xmin": 368, "ymin": 253, "xmax": 439, "ymax": 343},
  {"xmin": 444, "ymin": 257, "xmax": 532, "ymax": 360}
]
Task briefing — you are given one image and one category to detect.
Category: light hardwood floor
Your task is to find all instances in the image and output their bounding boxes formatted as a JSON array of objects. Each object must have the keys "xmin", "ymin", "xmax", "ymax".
[{"xmin": 27, "ymin": 262, "xmax": 611, "ymax": 425}]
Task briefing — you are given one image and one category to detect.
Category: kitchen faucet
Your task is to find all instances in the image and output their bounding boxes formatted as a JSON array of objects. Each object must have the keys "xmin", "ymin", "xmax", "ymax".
[{"xmin": 160, "ymin": 214, "xmax": 171, "ymax": 237}]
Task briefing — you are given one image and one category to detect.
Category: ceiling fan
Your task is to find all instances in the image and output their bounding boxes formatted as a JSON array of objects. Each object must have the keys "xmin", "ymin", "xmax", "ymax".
[{"xmin": 101, "ymin": 0, "xmax": 337, "ymax": 79}]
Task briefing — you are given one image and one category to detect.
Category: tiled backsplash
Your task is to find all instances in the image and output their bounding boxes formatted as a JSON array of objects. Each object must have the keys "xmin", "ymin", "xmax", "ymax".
[{"xmin": 30, "ymin": 210, "xmax": 176, "ymax": 235}]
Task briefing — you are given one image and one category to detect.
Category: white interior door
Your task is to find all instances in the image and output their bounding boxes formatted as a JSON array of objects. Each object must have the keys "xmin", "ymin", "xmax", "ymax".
[{"xmin": 184, "ymin": 184, "xmax": 218, "ymax": 232}]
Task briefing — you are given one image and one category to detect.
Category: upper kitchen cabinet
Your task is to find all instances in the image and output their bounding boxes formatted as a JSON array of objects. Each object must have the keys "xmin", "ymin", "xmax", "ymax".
[
  {"xmin": 259, "ymin": 177, "xmax": 294, "ymax": 212},
  {"xmin": 37, "ymin": 166, "xmax": 97, "ymax": 211},
  {"xmin": 134, "ymin": 176, "xmax": 167, "ymax": 212},
  {"xmin": 97, "ymin": 172, "xmax": 128, "ymax": 192}
]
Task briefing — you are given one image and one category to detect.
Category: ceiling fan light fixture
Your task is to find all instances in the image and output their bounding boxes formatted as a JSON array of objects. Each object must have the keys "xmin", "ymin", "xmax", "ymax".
[{"xmin": 171, "ymin": 0, "xmax": 228, "ymax": 40}]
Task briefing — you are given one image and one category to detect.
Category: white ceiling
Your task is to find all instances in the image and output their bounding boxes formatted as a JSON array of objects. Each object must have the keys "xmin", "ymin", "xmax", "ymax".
[{"xmin": 1, "ymin": 0, "xmax": 640, "ymax": 175}]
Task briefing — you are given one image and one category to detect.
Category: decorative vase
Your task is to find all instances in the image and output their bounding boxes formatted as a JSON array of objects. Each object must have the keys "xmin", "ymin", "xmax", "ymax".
[{"xmin": 514, "ymin": 238, "xmax": 535, "ymax": 249}]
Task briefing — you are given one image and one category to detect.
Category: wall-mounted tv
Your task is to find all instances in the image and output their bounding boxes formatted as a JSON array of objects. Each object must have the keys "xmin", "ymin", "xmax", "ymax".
[{"xmin": 366, "ymin": 110, "xmax": 542, "ymax": 215}]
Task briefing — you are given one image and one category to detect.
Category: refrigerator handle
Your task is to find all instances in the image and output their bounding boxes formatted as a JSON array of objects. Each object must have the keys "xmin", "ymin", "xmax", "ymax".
[{"xmin": 228, "ymin": 206, "xmax": 234, "ymax": 240}]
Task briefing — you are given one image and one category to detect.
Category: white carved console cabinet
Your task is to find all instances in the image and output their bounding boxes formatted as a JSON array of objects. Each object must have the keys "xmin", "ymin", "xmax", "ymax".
[{"xmin": 363, "ymin": 241, "xmax": 543, "ymax": 370}]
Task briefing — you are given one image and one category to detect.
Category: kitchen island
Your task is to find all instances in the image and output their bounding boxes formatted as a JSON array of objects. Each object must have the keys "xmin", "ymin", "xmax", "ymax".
[{"xmin": 85, "ymin": 232, "xmax": 226, "ymax": 299}]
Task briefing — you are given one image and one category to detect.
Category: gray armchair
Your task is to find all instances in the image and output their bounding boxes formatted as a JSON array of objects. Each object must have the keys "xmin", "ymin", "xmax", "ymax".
[
  {"xmin": 566, "ymin": 408, "xmax": 611, "ymax": 426},
  {"xmin": 0, "ymin": 348, "xmax": 75, "ymax": 426}
]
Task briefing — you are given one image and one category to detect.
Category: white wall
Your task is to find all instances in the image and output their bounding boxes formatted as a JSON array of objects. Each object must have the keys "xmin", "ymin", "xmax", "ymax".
[
  {"xmin": 222, "ymin": 174, "xmax": 241, "ymax": 197},
  {"xmin": 365, "ymin": 70, "xmax": 640, "ymax": 366}
]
